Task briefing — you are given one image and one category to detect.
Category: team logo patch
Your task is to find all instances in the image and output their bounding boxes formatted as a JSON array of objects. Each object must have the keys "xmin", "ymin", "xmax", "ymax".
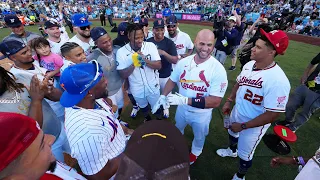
[
  {"xmin": 220, "ymin": 82, "xmax": 227, "ymax": 92},
  {"xmin": 277, "ymin": 96, "xmax": 287, "ymax": 108},
  {"xmin": 10, "ymin": 18, "xmax": 15, "ymax": 23}
]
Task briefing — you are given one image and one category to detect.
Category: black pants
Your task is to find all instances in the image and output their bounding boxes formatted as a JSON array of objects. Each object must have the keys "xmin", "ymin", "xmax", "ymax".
[
  {"xmin": 100, "ymin": 15, "xmax": 106, "ymax": 26},
  {"xmin": 107, "ymin": 15, "xmax": 113, "ymax": 27}
]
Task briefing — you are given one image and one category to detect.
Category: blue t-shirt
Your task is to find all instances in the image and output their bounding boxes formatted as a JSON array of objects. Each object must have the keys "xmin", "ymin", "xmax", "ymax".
[{"xmin": 147, "ymin": 37, "xmax": 177, "ymax": 78}]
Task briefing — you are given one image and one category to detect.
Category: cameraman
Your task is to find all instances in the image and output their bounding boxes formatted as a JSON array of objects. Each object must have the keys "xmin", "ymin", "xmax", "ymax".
[{"xmin": 213, "ymin": 17, "xmax": 239, "ymax": 65}]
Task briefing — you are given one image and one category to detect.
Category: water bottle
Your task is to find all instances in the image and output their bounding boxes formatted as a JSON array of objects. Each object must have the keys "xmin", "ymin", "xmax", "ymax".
[{"xmin": 223, "ymin": 110, "xmax": 231, "ymax": 129}]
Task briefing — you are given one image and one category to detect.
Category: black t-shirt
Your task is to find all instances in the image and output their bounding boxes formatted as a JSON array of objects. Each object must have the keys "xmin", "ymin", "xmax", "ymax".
[
  {"xmin": 306, "ymin": 53, "xmax": 320, "ymax": 91},
  {"xmin": 147, "ymin": 37, "xmax": 177, "ymax": 78}
]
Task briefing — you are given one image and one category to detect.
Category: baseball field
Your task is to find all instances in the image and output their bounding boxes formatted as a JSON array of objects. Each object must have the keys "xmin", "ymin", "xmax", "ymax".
[{"xmin": 1, "ymin": 21, "xmax": 319, "ymax": 180}]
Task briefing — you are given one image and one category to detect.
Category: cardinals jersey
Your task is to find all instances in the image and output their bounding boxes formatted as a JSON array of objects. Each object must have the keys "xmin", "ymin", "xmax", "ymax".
[
  {"xmin": 170, "ymin": 54, "xmax": 228, "ymax": 112},
  {"xmin": 235, "ymin": 60, "xmax": 291, "ymax": 120}
]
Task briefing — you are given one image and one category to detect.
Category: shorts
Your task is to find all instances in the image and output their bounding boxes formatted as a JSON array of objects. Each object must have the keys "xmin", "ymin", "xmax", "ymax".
[{"xmin": 231, "ymin": 45, "xmax": 240, "ymax": 58}]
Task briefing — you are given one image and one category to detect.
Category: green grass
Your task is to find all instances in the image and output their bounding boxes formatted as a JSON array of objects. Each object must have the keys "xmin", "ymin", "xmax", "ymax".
[{"xmin": 3, "ymin": 21, "xmax": 320, "ymax": 180}]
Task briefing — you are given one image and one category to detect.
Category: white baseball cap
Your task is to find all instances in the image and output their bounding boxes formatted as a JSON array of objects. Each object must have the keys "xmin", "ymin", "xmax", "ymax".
[{"xmin": 228, "ymin": 16, "xmax": 237, "ymax": 22}]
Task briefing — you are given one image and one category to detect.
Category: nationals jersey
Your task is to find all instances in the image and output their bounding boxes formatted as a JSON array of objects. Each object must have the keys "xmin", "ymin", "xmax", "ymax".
[
  {"xmin": 235, "ymin": 60, "xmax": 291, "ymax": 120},
  {"xmin": 170, "ymin": 54, "xmax": 228, "ymax": 112}
]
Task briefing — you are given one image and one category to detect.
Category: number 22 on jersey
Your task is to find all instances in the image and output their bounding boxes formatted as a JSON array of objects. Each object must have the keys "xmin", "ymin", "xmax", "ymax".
[{"xmin": 244, "ymin": 89, "xmax": 263, "ymax": 105}]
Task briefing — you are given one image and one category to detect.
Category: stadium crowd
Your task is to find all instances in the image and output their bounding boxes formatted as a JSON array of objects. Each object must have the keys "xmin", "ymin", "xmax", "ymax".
[{"xmin": 0, "ymin": 0, "xmax": 319, "ymax": 180}]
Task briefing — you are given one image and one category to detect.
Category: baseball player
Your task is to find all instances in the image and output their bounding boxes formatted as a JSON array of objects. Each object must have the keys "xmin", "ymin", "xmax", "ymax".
[
  {"xmin": 165, "ymin": 15, "xmax": 194, "ymax": 67},
  {"xmin": 152, "ymin": 29, "xmax": 228, "ymax": 165},
  {"xmin": 147, "ymin": 18, "xmax": 179, "ymax": 118},
  {"xmin": 216, "ymin": 29, "xmax": 290, "ymax": 180},
  {"xmin": 116, "ymin": 23, "xmax": 162, "ymax": 121}
]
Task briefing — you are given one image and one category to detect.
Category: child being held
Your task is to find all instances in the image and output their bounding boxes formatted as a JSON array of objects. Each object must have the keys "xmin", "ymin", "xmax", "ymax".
[{"xmin": 30, "ymin": 37, "xmax": 63, "ymax": 87}]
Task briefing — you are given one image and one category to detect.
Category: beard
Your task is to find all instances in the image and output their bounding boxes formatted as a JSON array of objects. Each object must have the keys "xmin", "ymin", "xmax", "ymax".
[
  {"xmin": 196, "ymin": 48, "xmax": 211, "ymax": 60},
  {"xmin": 79, "ymin": 32, "xmax": 91, "ymax": 38},
  {"xmin": 47, "ymin": 161, "xmax": 57, "ymax": 173}
]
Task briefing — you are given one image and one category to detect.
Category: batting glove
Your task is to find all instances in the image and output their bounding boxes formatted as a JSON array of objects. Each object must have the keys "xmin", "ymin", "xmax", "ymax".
[
  {"xmin": 152, "ymin": 95, "xmax": 170, "ymax": 114},
  {"xmin": 167, "ymin": 93, "xmax": 188, "ymax": 106}
]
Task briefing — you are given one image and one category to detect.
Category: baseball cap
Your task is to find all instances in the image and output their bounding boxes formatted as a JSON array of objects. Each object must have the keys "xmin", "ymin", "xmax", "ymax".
[
  {"xmin": 117, "ymin": 22, "xmax": 128, "ymax": 36},
  {"xmin": 140, "ymin": 18, "xmax": 148, "ymax": 26},
  {"xmin": 60, "ymin": 60, "xmax": 103, "ymax": 107},
  {"xmin": 114, "ymin": 120, "xmax": 189, "ymax": 180},
  {"xmin": 0, "ymin": 112, "xmax": 41, "ymax": 172},
  {"xmin": 166, "ymin": 15, "xmax": 178, "ymax": 25},
  {"xmin": 260, "ymin": 29, "xmax": 289, "ymax": 55},
  {"xmin": 162, "ymin": 8, "xmax": 172, "ymax": 17},
  {"xmin": 0, "ymin": 40, "xmax": 26, "ymax": 58},
  {"xmin": 4, "ymin": 15, "xmax": 22, "ymax": 27},
  {"xmin": 153, "ymin": 18, "xmax": 165, "ymax": 28},
  {"xmin": 44, "ymin": 20, "xmax": 60, "ymax": 29},
  {"xmin": 71, "ymin": 13, "xmax": 92, "ymax": 27},
  {"xmin": 228, "ymin": 16, "xmax": 237, "ymax": 22},
  {"xmin": 90, "ymin": 27, "xmax": 108, "ymax": 41},
  {"xmin": 133, "ymin": 16, "xmax": 141, "ymax": 24}
]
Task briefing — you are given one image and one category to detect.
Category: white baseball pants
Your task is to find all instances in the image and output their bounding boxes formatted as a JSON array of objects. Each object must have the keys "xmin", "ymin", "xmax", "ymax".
[{"xmin": 175, "ymin": 105, "xmax": 212, "ymax": 156}]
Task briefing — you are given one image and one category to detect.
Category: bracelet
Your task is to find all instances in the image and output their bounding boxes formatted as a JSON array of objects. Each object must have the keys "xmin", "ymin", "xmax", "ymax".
[{"xmin": 298, "ymin": 156, "xmax": 306, "ymax": 166}]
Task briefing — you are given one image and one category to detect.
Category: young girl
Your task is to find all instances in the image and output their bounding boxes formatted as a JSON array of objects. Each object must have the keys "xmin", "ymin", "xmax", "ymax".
[
  {"xmin": 60, "ymin": 42, "xmax": 87, "ymax": 74},
  {"xmin": 30, "ymin": 37, "xmax": 63, "ymax": 87}
]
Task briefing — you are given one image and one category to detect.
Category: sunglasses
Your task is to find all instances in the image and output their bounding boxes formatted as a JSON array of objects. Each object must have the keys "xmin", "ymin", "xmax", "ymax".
[
  {"xmin": 167, "ymin": 25, "xmax": 176, "ymax": 29},
  {"xmin": 79, "ymin": 60, "xmax": 101, "ymax": 94},
  {"xmin": 80, "ymin": 25, "xmax": 90, "ymax": 30}
]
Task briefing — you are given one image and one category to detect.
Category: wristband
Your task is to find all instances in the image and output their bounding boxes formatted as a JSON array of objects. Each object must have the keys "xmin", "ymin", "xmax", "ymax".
[
  {"xmin": 298, "ymin": 156, "xmax": 306, "ymax": 166},
  {"xmin": 226, "ymin": 98, "xmax": 233, "ymax": 102},
  {"xmin": 191, "ymin": 97, "xmax": 205, "ymax": 109}
]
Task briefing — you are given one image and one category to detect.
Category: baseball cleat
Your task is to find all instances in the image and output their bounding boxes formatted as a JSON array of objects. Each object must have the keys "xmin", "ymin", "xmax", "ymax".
[
  {"xmin": 216, "ymin": 148, "xmax": 238, "ymax": 158},
  {"xmin": 130, "ymin": 105, "xmax": 140, "ymax": 118},
  {"xmin": 232, "ymin": 173, "xmax": 245, "ymax": 180},
  {"xmin": 163, "ymin": 109, "xmax": 169, "ymax": 118},
  {"xmin": 189, "ymin": 153, "xmax": 198, "ymax": 165}
]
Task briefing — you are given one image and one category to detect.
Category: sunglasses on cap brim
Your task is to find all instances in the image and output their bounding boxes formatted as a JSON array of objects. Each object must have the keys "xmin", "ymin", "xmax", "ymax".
[
  {"xmin": 167, "ymin": 25, "xmax": 176, "ymax": 28},
  {"xmin": 80, "ymin": 25, "xmax": 90, "ymax": 30},
  {"xmin": 79, "ymin": 60, "xmax": 101, "ymax": 94}
]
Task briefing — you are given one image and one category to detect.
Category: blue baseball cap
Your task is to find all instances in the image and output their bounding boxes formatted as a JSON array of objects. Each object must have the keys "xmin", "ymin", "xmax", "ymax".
[
  {"xmin": 162, "ymin": 8, "xmax": 172, "ymax": 17},
  {"xmin": 0, "ymin": 40, "xmax": 26, "ymax": 58},
  {"xmin": 71, "ymin": 13, "xmax": 92, "ymax": 27},
  {"xmin": 166, "ymin": 15, "xmax": 178, "ymax": 25},
  {"xmin": 153, "ymin": 19, "xmax": 165, "ymax": 28},
  {"xmin": 134, "ymin": 17, "xmax": 141, "ymax": 23},
  {"xmin": 90, "ymin": 27, "xmax": 108, "ymax": 41},
  {"xmin": 4, "ymin": 15, "xmax": 22, "ymax": 27},
  {"xmin": 118, "ymin": 22, "xmax": 128, "ymax": 36},
  {"xmin": 60, "ymin": 60, "xmax": 103, "ymax": 107}
]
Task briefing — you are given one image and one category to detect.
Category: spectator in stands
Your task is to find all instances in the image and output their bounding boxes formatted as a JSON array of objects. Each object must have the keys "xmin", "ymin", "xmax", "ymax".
[
  {"xmin": 0, "ymin": 112, "xmax": 86, "ymax": 179},
  {"xmin": 3, "ymin": 14, "xmax": 41, "ymax": 45},
  {"xmin": 59, "ymin": 62, "xmax": 127, "ymax": 179},
  {"xmin": 69, "ymin": 13, "xmax": 94, "ymax": 57},
  {"xmin": 312, "ymin": 24, "xmax": 320, "ymax": 37}
]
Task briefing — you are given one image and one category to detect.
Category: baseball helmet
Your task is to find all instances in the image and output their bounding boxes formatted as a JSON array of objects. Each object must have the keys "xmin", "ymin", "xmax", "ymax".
[{"xmin": 162, "ymin": 8, "xmax": 172, "ymax": 17}]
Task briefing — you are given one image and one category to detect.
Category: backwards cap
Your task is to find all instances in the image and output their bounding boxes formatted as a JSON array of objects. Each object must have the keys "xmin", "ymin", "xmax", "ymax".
[{"xmin": 0, "ymin": 112, "xmax": 40, "ymax": 171}]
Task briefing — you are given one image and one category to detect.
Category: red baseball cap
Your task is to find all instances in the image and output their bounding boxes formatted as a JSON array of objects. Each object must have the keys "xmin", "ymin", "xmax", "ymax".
[
  {"xmin": 260, "ymin": 29, "xmax": 289, "ymax": 55},
  {"xmin": 0, "ymin": 112, "xmax": 40, "ymax": 171}
]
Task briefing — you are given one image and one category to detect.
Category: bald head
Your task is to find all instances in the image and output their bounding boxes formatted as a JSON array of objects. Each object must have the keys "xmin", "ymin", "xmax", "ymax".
[
  {"xmin": 195, "ymin": 29, "xmax": 215, "ymax": 44},
  {"xmin": 194, "ymin": 29, "xmax": 215, "ymax": 61}
]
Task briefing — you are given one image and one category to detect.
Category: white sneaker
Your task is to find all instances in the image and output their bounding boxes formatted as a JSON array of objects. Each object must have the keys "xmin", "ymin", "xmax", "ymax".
[
  {"xmin": 130, "ymin": 105, "xmax": 140, "ymax": 118},
  {"xmin": 163, "ymin": 109, "xmax": 169, "ymax": 118},
  {"xmin": 216, "ymin": 147, "xmax": 238, "ymax": 158},
  {"xmin": 232, "ymin": 173, "xmax": 245, "ymax": 180}
]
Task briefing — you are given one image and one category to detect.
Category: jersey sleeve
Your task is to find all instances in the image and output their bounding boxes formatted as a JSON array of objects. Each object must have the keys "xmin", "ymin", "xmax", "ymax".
[
  {"xmin": 116, "ymin": 48, "xmax": 131, "ymax": 70},
  {"xmin": 53, "ymin": 54, "xmax": 64, "ymax": 68},
  {"xmin": 264, "ymin": 81, "xmax": 290, "ymax": 112},
  {"xmin": 148, "ymin": 43, "xmax": 161, "ymax": 61},
  {"xmin": 72, "ymin": 135, "xmax": 109, "ymax": 175},
  {"xmin": 208, "ymin": 64, "xmax": 228, "ymax": 97},
  {"xmin": 185, "ymin": 34, "xmax": 194, "ymax": 50}
]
